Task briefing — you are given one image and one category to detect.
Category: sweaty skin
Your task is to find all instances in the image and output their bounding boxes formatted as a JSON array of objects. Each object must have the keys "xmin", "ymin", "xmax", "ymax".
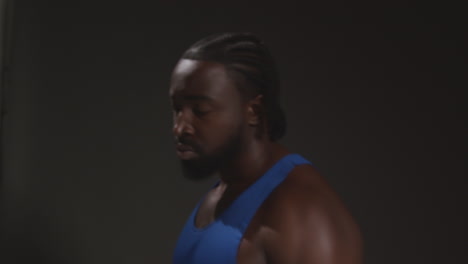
[{"xmin": 170, "ymin": 59, "xmax": 363, "ymax": 264}]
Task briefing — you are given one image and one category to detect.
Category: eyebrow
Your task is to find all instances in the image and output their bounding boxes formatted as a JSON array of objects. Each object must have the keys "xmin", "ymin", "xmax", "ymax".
[{"xmin": 174, "ymin": 95, "xmax": 215, "ymax": 102}]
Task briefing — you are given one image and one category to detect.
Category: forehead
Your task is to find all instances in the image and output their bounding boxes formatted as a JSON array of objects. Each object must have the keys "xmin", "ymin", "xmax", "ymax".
[{"xmin": 169, "ymin": 59, "xmax": 239, "ymax": 100}]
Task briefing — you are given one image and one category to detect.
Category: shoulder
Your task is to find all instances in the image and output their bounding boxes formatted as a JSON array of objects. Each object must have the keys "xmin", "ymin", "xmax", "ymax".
[
  {"xmin": 262, "ymin": 164, "xmax": 348, "ymax": 230},
  {"xmin": 258, "ymin": 164, "xmax": 363, "ymax": 264},
  {"xmin": 264, "ymin": 164, "xmax": 339, "ymax": 215}
]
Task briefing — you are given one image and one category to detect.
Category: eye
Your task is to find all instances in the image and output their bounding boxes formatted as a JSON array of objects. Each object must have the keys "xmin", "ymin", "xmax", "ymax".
[
  {"xmin": 171, "ymin": 102, "xmax": 182, "ymax": 113},
  {"xmin": 192, "ymin": 105, "xmax": 211, "ymax": 117}
]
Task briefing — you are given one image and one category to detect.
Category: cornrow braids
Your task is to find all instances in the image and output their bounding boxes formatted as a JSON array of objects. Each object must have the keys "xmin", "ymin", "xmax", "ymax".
[{"xmin": 181, "ymin": 32, "xmax": 286, "ymax": 141}]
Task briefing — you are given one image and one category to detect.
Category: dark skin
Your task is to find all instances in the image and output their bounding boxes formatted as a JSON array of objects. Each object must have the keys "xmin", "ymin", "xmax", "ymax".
[{"xmin": 170, "ymin": 59, "xmax": 363, "ymax": 264}]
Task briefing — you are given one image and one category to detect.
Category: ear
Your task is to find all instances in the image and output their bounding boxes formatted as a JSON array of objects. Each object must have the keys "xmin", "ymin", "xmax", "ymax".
[{"xmin": 247, "ymin": 94, "xmax": 264, "ymax": 126}]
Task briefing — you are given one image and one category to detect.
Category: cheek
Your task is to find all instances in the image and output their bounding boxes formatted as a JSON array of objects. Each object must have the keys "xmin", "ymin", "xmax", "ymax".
[
  {"xmin": 220, "ymin": 111, "xmax": 246, "ymax": 134},
  {"xmin": 199, "ymin": 114, "xmax": 244, "ymax": 147}
]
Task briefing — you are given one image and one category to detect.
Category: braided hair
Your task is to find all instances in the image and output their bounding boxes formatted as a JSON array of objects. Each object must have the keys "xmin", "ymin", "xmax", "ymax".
[{"xmin": 181, "ymin": 32, "xmax": 286, "ymax": 141}]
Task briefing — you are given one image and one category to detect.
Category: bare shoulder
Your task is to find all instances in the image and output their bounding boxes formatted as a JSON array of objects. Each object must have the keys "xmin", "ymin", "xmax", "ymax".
[{"xmin": 258, "ymin": 164, "xmax": 363, "ymax": 264}]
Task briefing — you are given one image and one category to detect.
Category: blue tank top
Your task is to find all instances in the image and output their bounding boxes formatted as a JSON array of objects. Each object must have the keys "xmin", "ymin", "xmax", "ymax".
[{"xmin": 172, "ymin": 154, "xmax": 312, "ymax": 264}]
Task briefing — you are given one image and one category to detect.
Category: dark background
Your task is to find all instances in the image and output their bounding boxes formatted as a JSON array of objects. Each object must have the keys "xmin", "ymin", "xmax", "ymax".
[{"xmin": 1, "ymin": 0, "xmax": 466, "ymax": 263}]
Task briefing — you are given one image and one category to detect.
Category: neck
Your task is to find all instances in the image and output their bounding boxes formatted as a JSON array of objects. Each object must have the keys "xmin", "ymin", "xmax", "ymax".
[{"xmin": 217, "ymin": 138, "xmax": 289, "ymax": 194}]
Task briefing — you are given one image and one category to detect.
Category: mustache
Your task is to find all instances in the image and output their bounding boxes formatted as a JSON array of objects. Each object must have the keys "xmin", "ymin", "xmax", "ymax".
[{"xmin": 174, "ymin": 137, "xmax": 202, "ymax": 152}]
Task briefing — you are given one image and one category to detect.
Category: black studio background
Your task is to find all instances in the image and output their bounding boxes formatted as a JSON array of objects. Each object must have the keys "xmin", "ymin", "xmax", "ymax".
[{"xmin": 0, "ymin": 1, "xmax": 466, "ymax": 263}]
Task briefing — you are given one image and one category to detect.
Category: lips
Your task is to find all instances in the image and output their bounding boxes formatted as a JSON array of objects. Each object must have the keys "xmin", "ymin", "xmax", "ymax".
[
  {"xmin": 175, "ymin": 143, "xmax": 198, "ymax": 159},
  {"xmin": 176, "ymin": 143, "xmax": 195, "ymax": 152}
]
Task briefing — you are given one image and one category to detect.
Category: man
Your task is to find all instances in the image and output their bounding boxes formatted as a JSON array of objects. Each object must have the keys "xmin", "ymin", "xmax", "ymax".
[{"xmin": 169, "ymin": 33, "xmax": 362, "ymax": 264}]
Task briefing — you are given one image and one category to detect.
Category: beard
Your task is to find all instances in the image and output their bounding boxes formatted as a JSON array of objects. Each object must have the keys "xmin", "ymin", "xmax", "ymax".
[{"xmin": 179, "ymin": 128, "xmax": 243, "ymax": 181}]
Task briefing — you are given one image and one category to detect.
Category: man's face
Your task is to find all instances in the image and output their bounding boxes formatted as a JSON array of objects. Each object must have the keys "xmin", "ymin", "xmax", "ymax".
[{"xmin": 169, "ymin": 59, "xmax": 247, "ymax": 180}]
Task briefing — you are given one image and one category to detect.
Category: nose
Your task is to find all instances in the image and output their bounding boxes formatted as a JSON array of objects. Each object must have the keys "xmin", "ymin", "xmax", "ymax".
[{"xmin": 173, "ymin": 111, "xmax": 194, "ymax": 138}]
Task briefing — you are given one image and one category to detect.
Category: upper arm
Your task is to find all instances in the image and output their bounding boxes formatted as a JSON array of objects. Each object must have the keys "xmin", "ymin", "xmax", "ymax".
[{"xmin": 260, "ymin": 167, "xmax": 363, "ymax": 264}]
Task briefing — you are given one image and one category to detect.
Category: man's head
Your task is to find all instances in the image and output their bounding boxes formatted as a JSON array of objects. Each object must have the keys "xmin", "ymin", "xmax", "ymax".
[{"xmin": 169, "ymin": 32, "xmax": 286, "ymax": 180}]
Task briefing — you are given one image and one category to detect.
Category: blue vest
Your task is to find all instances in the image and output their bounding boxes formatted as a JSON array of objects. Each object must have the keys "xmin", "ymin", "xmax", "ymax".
[{"xmin": 173, "ymin": 154, "xmax": 312, "ymax": 264}]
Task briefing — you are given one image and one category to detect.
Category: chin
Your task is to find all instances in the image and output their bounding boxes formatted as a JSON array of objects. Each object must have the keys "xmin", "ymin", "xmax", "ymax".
[
  {"xmin": 178, "ymin": 131, "xmax": 243, "ymax": 181},
  {"xmin": 180, "ymin": 158, "xmax": 218, "ymax": 181}
]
